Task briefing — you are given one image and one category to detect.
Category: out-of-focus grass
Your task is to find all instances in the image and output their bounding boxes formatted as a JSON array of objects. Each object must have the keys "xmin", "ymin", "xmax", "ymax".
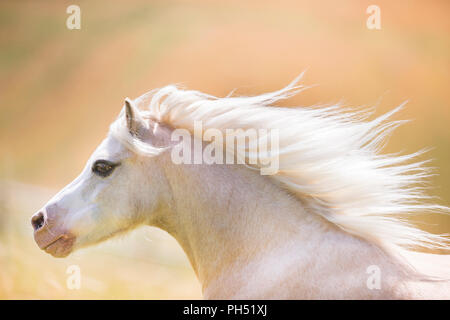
[
  {"xmin": 0, "ymin": 0, "xmax": 449, "ymax": 298},
  {"xmin": 0, "ymin": 181, "xmax": 201, "ymax": 299}
]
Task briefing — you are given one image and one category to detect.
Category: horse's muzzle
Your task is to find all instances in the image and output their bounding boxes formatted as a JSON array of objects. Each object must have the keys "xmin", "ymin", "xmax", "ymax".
[{"xmin": 31, "ymin": 208, "xmax": 76, "ymax": 258}]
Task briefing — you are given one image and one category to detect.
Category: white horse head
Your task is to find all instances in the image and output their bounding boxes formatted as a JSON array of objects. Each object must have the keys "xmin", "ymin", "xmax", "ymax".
[{"xmin": 31, "ymin": 98, "xmax": 174, "ymax": 257}]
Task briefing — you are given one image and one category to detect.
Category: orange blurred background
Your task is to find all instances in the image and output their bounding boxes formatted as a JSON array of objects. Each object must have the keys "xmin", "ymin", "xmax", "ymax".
[{"xmin": 0, "ymin": 0, "xmax": 449, "ymax": 299}]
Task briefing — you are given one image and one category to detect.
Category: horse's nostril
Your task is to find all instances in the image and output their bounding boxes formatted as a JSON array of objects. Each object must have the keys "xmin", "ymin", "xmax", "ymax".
[{"xmin": 31, "ymin": 212, "xmax": 45, "ymax": 231}]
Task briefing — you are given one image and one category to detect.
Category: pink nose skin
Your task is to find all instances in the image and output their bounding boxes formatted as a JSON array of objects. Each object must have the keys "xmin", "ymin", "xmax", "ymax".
[{"xmin": 31, "ymin": 206, "xmax": 76, "ymax": 258}]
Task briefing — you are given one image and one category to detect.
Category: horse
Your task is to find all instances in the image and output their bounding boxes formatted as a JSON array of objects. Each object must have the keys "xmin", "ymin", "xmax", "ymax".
[{"xmin": 31, "ymin": 76, "xmax": 450, "ymax": 299}]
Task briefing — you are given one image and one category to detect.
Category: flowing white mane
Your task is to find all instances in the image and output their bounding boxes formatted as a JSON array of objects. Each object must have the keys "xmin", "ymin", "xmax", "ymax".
[{"xmin": 110, "ymin": 76, "xmax": 449, "ymax": 252}]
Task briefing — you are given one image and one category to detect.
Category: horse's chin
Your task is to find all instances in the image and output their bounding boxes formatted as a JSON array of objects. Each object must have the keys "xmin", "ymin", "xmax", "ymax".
[
  {"xmin": 44, "ymin": 239, "xmax": 75, "ymax": 258},
  {"xmin": 37, "ymin": 233, "xmax": 77, "ymax": 258}
]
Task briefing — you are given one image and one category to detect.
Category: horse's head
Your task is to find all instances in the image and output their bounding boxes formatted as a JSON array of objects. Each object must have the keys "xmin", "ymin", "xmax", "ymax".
[{"xmin": 31, "ymin": 99, "xmax": 173, "ymax": 257}]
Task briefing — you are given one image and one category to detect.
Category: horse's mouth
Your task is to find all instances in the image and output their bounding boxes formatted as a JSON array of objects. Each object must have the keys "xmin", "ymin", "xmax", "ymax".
[
  {"xmin": 42, "ymin": 235, "xmax": 63, "ymax": 250},
  {"xmin": 36, "ymin": 233, "xmax": 76, "ymax": 258}
]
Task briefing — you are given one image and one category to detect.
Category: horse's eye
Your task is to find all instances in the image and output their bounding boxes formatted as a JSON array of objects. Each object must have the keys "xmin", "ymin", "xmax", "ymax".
[{"xmin": 92, "ymin": 160, "xmax": 118, "ymax": 177}]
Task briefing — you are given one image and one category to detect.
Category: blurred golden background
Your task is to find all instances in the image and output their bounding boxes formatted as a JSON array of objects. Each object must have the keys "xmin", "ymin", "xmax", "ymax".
[{"xmin": 0, "ymin": 0, "xmax": 449, "ymax": 299}]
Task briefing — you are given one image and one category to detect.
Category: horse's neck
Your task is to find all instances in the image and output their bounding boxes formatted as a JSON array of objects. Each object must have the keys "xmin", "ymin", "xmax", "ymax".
[{"xmin": 157, "ymin": 154, "xmax": 408, "ymax": 298}]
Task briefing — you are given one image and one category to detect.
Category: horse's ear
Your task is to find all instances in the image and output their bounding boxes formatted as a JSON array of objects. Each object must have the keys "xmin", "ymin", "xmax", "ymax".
[{"xmin": 124, "ymin": 98, "xmax": 144, "ymax": 136}]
